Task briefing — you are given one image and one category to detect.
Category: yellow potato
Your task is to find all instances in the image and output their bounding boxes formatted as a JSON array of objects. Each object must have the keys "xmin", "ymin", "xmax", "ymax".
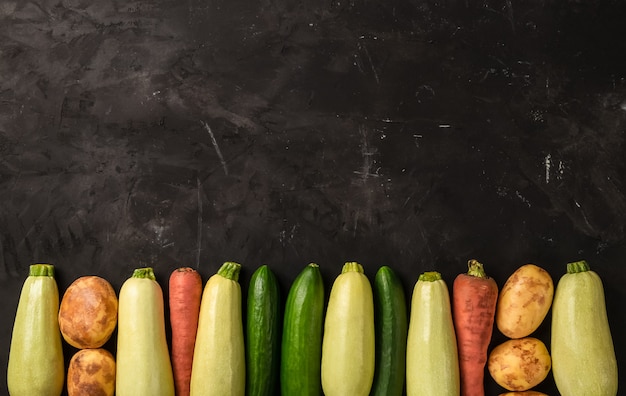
[
  {"xmin": 67, "ymin": 348, "xmax": 116, "ymax": 396},
  {"xmin": 488, "ymin": 337, "xmax": 551, "ymax": 391},
  {"xmin": 496, "ymin": 264, "xmax": 553, "ymax": 338},
  {"xmin": 499, "ymin": 392, "xmax": 548, "ymax": 396},
  {"xmin": 58, "ymin": 275, "xmax": 118, "ymax": 349}
]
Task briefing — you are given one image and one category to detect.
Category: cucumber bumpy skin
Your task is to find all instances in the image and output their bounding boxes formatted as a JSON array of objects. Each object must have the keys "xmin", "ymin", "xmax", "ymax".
[
  {"xmin": 280, "ymin": 263, "xmax": 325, "ymax": 396},
  {"xmin": 370, "ymin": 265, "xmax": 408, "ymax": 396},
  {"xmin": 246, "ymin": 265, "xmax": 281, "ymax": 396}
]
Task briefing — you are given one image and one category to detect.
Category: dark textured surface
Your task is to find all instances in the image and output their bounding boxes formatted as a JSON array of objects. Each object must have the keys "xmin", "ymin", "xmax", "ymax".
[{"xmin": 2, "ymin": 0, "xmax": 626, "ymax": 394}]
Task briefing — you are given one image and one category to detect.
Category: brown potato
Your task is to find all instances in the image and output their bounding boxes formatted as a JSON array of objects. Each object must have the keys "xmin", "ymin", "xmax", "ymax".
[
  {"xmin": 488, "ymin": 337, "xmax": 551, "ymax": 391},
  {"xmin": 67, "ymin": 348, "xmax": 115, "ymax": 396},
  {"xmin": 499, "ymin": 392, "xmax": 548, "ymax": 396},
  {"xmin": 58, "ymin": 275, "xmax": 118, "ymax": 349},
  {"xmin": 496, "ymin": 264, "xmax": 553, "ymax": 338}
]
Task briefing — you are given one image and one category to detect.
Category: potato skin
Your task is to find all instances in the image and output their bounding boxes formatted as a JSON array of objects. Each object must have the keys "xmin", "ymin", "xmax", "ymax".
[
  {"xmin": 488, "ymin": 337, "xmax": 551, "ymax": 391},
  {"xmin": 68, "ymin": 348, "xmax": 116, "ymax": 396},
  {"xmin": 496, "ymin": 264, "xmax": 553, "ymax": 339},
  {"xmin": 58, "ymin": 275, "xmax": 118, "ymax": 349}
]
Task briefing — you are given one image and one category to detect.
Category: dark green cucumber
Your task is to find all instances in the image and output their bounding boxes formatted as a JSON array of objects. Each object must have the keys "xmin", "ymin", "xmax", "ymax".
[
  {"xmin": 280, "ymin": 263, "xmax": 325, "ymax": 396},
  {"xmin": 246, "ymin": 265, "xmax": 281, "ymax": 396},
  {"xmin": 370, "ymin": 265, "xmax": 408, "ymax": 396}
]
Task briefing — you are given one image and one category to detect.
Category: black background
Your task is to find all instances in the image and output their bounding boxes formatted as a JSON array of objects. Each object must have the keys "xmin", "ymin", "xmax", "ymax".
[{"xmin": 2, "ymin": 0, "xmax": 626, "ymax": 394}]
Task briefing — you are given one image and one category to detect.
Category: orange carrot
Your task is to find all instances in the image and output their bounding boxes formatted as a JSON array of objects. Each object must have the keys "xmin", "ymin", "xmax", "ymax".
[
  {"xmin": 169, "ymin": 267, "xmax": 203, "ymax": 396},
  {"xmin": 452, "ymin": 259, "xmax": 499, "ymax": 396}
]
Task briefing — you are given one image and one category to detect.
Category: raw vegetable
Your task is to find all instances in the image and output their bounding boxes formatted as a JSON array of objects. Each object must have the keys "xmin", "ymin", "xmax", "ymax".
[
  {"xmin": 169, "ymin": 267, "xmax": 202, "ymax": 396},
  {"xmin": 116, "ymin": 267, "xmax": 174, "ymax": 396},
  {"xmin": 7, "ymin": 264, "xmax": 65, "ymax": 396},
  {"xmin": 499, "ymin": 392, "xmax": 548, "ymax": 396},
  {"xmin": 58, "ymin": 275, "xmax": 118, "ymax": 349},
  {"xmin": 496, "ymin": 264, "xmax": 553, "ymax": 339},
  {"xmin": 370, "ymin": 265, "xmax": 408, "ymax": 396},
  {"xmin": 67, "ymin": 348, "xmax": 116, "ymax": 396},
  {"xmin": 551, "ymin": 260, "xmax": 618, "ymax": 396},
  {"xmin": 452, "ymin": 259, "xmax": 499, "ymax": 396},
  {"xmin": 246, "ymin": 265, "xmax": 281, "ymax": 396},
  {"xmin": 487, "ymin": 337, "xmax": 551, "ymax": 391},
  {"xmin": 321, "ymin": 262, "xmax": 375, "ymax": 396},
  {"xmin": 190, "ymin": 262, "xmax": 245, "ymax": 396},
  {"xmin": 280, "ymin": 263, "xmax": 325, "ymax": 396},
  {"xmin": 406, "ymin": 271, "xmax": 460, "ymax": 396}
]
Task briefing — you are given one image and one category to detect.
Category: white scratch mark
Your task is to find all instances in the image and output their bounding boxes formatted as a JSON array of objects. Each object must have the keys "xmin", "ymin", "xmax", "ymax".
[
  {"xmin": 358, "ymin": 41, "xmax": 380, "ymax": 84},
  {"xmin": 202, "ymin": 121, "xmax": 228, "ymax": 175},
  {"xmin": 438, "ymin": 124, "xmax": 451, "ymax": 128},
  {"xmin": 196, "ymin": 176, "xmax": 202, "ymax": 268},
  {"xmin": 545, "ymin": 153, "xmax": 551, "ymax": 183},
  {"xmin": 354, "ymin": 126, "xmax": 379, "ymax": 180},
  {"xmin": 515, "ymin": 190, "xmax": 531, "ymax": 207}
]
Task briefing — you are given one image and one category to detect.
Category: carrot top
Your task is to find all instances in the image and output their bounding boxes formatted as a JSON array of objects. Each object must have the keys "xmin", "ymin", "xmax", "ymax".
[{"xmin": 466, "ymin": 259, "xmax": 489, "ymax": 278}]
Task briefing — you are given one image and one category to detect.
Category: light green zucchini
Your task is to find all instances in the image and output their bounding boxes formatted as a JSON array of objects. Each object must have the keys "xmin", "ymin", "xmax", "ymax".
[
  {"xmin": 321, "ymin": 262, "xmax": 375, "ymax": 396},
  {"xmin": 551, "ymin": 260, "xmax": 618, "ymax": 396},
  {"xmin": 190, "ymin": 262, "xmax": 245, "ymax": 396},
  {"xmin": 406, "ymin": 271, "xmax": 460, "ymax": 396},
  {"xmin": 116, "ymin": 267, "xmax": 174, "ymax": 396},
  {"xmin": 7, "ymin": 264, "xmax": 65, "ymax": 396}
]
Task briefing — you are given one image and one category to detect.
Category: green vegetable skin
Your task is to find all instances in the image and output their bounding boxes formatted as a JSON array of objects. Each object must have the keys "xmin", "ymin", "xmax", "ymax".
[
  {"xmin": 116, "ymin": 267, "xmax": 175, "ymax": 396},
  {"xmin": 280, "ymin": 263, "xmax": 325, "ymax": 396},
  {"xmin": 245, "ymin": 265, "xmax": 281, "ymax": 396},
  {"xmin": 370, "ymin": 265, "xmax": 408, "ymax": 396},
  {"xmin": 7, "ymin": 264, "xmax": 65, "ymax": 396},
  {"xmin": 406, "ymin": 271, "xmax": 460, "ymax": 396},
  {"xmin": 551, "ymin": 260, "xmax": 618, "ymax": 396}
]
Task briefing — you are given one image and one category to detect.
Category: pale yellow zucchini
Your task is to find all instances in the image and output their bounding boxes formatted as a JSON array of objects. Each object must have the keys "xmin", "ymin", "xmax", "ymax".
[
  {"xmin": 190, "ymin": 262, "xmax": 245, "ymax": 396},
  {"xmin": 551, "ymin": 260, "xmax": 618, "ymax": 396},
  {"xmin": 321, "ymin": 262, "xmax": 375, "ymax": 396},
  {"xmin": 7, "ymin": 264, "xmax": 64, "ymax": 396},
  {"xmin": 116, "ymin": 267, "xmax": 174, "ymax": 396},
  {"xmin": 406, "ymin": 271, "xmax": 459, "ymax": 396}
]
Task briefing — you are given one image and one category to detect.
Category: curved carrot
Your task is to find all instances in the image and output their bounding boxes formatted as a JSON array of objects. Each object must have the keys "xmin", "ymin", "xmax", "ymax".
[
  {"xmin": 452, "ymin": 259, "xmax": 499, "ymax": 396},
  {"xmin": 169, "ymin": 267, "xmax": 203, "ymax": 396}
]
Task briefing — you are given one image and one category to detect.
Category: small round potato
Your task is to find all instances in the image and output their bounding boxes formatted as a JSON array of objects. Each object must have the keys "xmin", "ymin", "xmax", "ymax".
[
  {"xmin": 496, "ymin": 264, "xmax": 553, "ymax": 338},
  {"xmin": 488, "ymin": 337, "xmax": 551, "ymax": 391},
  {"xmin": 67, "ymin": 348, "xmax": 116, "ymax": 396},
  {"xmin": 58, "ymin": 275, "xmax": 118, "ymax": 349}
]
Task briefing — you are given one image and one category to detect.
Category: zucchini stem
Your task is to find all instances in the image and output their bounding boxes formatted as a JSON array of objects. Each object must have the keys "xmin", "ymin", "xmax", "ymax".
[
  {"xmin": 218, "ymin": 261, "xmax": 241, "ymax": 282},
  {"xmin": 566, "ymin": 260, "xmax": 590, "ymax": 274},
  {"xmin": 418, "ymin": 271, "xmax": 442, "ymax": 282},
  {"xmin": 342, "ymin": 262, "xmax": 364, "ymax": 274},
  {"xmin": 29, "ymin": 264, "xmax": 55, "ymax": 277},
  {"xmin": 132, "ymin": 267, "xmax": 156, "ymax": 281}
]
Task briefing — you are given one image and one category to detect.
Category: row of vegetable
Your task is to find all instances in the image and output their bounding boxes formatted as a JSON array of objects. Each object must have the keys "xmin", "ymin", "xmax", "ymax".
[{"xmin": 6, "ymin": 258, "xmax": 618, "ymax": 396}]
